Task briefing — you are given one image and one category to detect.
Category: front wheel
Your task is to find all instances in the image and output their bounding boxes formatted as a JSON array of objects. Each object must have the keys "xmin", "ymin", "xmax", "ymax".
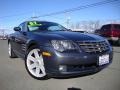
[{"xmin": 25, "ymin": 46, "xmax": 47, "ymax": 80}]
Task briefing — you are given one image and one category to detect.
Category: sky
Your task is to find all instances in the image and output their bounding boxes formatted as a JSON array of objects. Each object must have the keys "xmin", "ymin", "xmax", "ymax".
[{"xmin": 0, "ymin": 0, "xmax": 120, "ymax": 33}]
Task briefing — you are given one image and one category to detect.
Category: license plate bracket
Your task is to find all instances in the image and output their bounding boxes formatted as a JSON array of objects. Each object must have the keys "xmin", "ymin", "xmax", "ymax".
[{"xmin": 99, "ymin": 54, "xmax": 109, "ymax": 66}]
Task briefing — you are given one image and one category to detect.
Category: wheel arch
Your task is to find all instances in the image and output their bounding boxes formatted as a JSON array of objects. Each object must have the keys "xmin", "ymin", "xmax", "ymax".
[{"xmin": 26, "ymin": 40, "xmax": 39, "ymax": 50}]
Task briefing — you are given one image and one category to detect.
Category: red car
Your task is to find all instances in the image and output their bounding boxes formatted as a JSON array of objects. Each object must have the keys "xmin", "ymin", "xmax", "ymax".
[{"xmin": 95, "ymin": 24, "xmax": 120, "ymax": 45}]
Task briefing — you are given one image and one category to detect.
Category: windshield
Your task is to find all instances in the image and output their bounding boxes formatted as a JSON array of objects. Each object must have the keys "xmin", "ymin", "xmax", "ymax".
[{"xmin": 27, "ymin": 21, "xmax": 68, "ymax": 32}]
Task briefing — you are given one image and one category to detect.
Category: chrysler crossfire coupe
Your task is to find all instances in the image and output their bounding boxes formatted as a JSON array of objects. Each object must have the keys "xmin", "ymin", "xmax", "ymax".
[{"xmin": 8, "ymin": 21, "xmax": 113, "ymax": 79}]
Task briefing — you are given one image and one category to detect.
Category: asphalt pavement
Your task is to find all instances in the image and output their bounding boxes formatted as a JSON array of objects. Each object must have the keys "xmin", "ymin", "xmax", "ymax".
[{"xmin": 0, "ymin": 40, "xmax": 120, "ymax": 90}]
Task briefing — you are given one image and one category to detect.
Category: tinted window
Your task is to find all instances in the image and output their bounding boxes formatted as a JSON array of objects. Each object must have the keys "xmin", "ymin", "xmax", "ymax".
[
  {"xmin": 27, "ymin": 21, "xmax": 67, "ymax": 32},
  {"xmin": 19, "ymin": 23, "xmax": 25, "ymax": 31},
  {"xmin": 102, "ymin": 25, "xmax": 111, "ymax": 30},
  {"xmin": 114, "ymin": 25, "xmax": 120, "ymax": 30}
]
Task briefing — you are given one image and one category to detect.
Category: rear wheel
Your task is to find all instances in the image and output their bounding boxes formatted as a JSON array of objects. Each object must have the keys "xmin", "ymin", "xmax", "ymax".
[
  {"xmin": 8, "ymin": 42, "xmax": 17, "ymax": 58},
  {"xmin": 25, "ymin": 46, "xmax": 47, "ymax": 80},
  {"xmin": 118, "ymin": 39, "xmax": 120, "ymax": 46}
]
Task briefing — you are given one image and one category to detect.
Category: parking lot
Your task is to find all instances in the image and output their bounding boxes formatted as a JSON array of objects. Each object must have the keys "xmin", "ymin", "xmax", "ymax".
[{"xmin": 0, "ymin": 40, "xmax": 120, "ymax": 90}]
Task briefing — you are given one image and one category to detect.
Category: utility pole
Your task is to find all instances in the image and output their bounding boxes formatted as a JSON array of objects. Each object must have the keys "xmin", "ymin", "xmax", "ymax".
[
  {"xmin": 65, "ymin": 13, "xmax": 71, "ymax": 29},
  {"xmin": 66, "ymin": 16, "xmax": 71, "ymax": 29},
  {"xmin": 31, "ymin": 12, "xmax": 39, "ymax": 20}
]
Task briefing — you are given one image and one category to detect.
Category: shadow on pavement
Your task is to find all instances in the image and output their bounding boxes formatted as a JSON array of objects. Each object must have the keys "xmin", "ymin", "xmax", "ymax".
[{"xmin": 68, "ymin": 87, "xmax": 82, "ymax": 90}]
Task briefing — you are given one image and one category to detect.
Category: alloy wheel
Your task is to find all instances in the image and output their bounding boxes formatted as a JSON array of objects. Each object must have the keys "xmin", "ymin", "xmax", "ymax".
[{"xmin": 26, "ymin": 49, "xmax": 46, "ymax": 78}]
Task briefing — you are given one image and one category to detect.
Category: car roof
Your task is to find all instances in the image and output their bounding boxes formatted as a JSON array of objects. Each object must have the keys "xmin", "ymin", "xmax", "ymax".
[
  {"xmin": 102, "ymin": 24, "xmax": 120, "ymax": 26},
  {"xmin": 25, "ymin": 20, "xmax": 55, "ymax": 23}
]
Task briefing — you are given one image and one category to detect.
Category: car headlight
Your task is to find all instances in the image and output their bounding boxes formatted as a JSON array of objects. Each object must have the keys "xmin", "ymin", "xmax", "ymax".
[{"xmin": 51, "ymin": 40, "xmax": 79, "ymax": 52}]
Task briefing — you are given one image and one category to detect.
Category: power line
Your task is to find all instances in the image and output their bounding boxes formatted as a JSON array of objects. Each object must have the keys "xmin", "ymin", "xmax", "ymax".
[
  {"xmin": 36, "ymin": 0, "xmax": 119, "ymax": 18},
  {"xmin": 0, "ymin": 0, "xmax": 119, "ymax": 19},
  {"xmin": 0, "ymin": 11, "xmax": 33, "ymax": 19}
]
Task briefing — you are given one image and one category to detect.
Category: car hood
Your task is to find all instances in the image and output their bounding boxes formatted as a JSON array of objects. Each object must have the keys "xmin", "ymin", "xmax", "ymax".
[{"xmin": 33, "ymin": 31, "xmax": 105, "ymax": 41}]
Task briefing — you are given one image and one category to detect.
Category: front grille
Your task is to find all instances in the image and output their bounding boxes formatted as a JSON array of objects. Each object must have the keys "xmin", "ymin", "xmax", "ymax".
[{"xmin": 77, "ymin": 41, "xmax": 109, "ymax": 53}]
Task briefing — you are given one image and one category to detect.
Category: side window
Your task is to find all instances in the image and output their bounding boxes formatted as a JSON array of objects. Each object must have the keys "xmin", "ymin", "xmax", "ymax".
[
  {"xmin": 19, "ymin": 24, "xmax": 22, "ymax": 31},
  {"xmin": 101, "ymin": 26, "xmax": 105, "ymax": 30},
  {"xmin": 105, "ymin": 25, "xmax": 111, "ymax": 30},
  {"xmin": 101, "ymin": 25, "xmax": 111, "ymax": 31},
  {"xmin": 114, "ymin": 25, "xmax": 120, "ymax": 30},
  {"xmin": 101, "ymin": 26, "xmax": 105, "ymax": 33},
  {"xmin": 19, "ymin": 23, "xmax": 25, "ymax": 31}
]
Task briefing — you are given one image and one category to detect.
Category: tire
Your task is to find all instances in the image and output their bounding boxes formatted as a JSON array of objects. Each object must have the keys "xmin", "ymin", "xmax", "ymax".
[
  {"xmin": 25, "ymin": 46, "xmax": 48, "ymax": 80},
  {"xmin": 8, "ymin": 42, "xmax": 17, "ymax": 58},
  {"xmin": 118, "ymin": 39, "xmax": 120, "ymax": 46}
]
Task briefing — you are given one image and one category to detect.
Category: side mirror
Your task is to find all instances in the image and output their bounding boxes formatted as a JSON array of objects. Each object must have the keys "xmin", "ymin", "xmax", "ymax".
[{"xmin": 14, "ymin": 27, "xmax": 21, "ymax": 31}]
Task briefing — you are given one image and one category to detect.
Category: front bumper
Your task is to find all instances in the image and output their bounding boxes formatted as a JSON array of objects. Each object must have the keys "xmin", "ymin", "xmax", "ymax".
[
  {"xmin": 40, "ymin": 46, "xmax": 113, "ymax": 77},
  {"xmin": 50, "ymin": 64, "xmax": 110, "ymax": 77},
  {"xmin": 107, "ymin": 37, "xmax": 119, "ymax": 41}
]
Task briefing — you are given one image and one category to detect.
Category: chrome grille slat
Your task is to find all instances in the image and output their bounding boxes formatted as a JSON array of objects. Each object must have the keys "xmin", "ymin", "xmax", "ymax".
[{"xmin": 77, "ymin": 41, "xmax": 109, "ymax": 53}]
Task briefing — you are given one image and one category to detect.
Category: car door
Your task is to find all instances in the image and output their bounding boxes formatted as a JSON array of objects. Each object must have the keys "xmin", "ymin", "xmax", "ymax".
[{"xmin": 14, "ymin": 22, "xmax": 28, "ymax": 57}]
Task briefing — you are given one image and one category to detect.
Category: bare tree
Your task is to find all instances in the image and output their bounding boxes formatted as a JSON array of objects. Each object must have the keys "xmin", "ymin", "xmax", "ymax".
[{"xmin": 70, "ymin": 20, "xmax": 120, "ymax": 33}]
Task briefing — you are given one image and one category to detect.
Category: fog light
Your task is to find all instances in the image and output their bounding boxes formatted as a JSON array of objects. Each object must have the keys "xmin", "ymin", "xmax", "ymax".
[{"xmin": 59, "ymin": 65, "xmax": 67, "ymax": 72}]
